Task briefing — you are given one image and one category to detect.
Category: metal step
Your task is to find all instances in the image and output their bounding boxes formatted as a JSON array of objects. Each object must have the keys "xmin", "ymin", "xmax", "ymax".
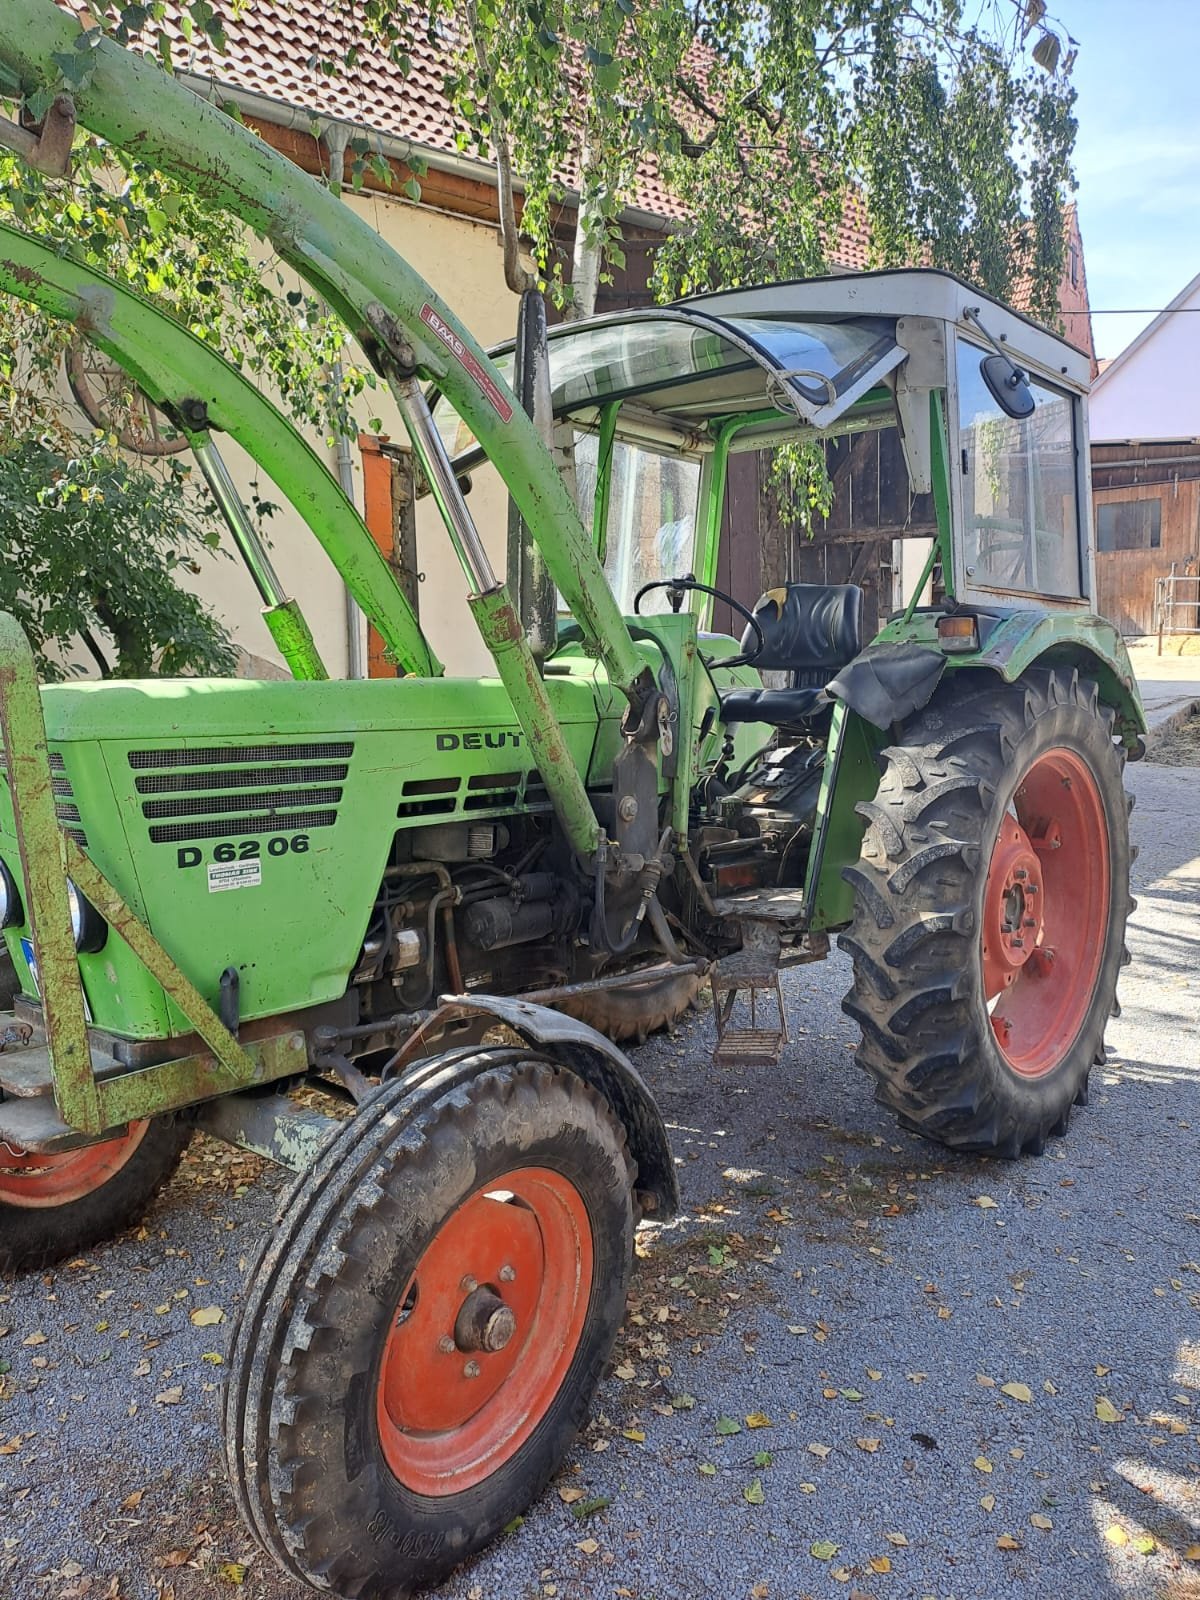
[
  {"xmin": 709, "ymin": 887, "xmax": 806, "ymax": 923},
  {"xmin": 0, "ymin": 1093, "xmax": 97, "ymax": 1153},
  {"xmin": 713, "ymin": 1026, "xmax": 787, "ymax": 1069},
  {"xmin": 0, "ymin": 1039, "xmax": 123, "ymax": 1099}
]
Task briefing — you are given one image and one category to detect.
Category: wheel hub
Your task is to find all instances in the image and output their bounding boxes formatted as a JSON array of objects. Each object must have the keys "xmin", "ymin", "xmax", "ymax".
[
  {"xmin": 454, "ymin": 1284, "xmax": 517, "ymax": 1353},
  {"xmin": 982, "ymin": 816, "xmax": 1045, "ymax": 994},
  {"xmin": 375, "ymin": 1166, "xmax": 593, "ymax": 1497}
]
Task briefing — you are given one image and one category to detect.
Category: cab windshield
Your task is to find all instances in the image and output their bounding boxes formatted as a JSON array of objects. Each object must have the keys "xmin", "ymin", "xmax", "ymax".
[{"xmin": 572, "ymin": 433, "xmax": 702, "ymax": 615}]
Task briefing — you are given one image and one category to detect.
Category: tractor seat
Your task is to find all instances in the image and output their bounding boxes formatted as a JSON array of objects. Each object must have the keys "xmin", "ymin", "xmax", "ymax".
[{"xmin": 720, "ymin": 583, "xmax": 864, "ymax": 728}]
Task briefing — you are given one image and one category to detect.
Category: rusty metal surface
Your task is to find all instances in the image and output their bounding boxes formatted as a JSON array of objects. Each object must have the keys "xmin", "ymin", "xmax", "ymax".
[
  {"xmin": 0, "ymin": 613, "xmax": 100, "ymax": 1132},
  {"xmin": 194, "ymin": 1089, "xmax": 341, "ymax": 1172}
]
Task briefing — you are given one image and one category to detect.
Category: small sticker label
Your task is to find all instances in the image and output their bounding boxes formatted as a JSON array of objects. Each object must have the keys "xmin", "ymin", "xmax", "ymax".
[
  {"xmin": 208, "ymin": 859, "xmax": 262, "ymax": 893},
  {"xmin": 19, "ymin": 937, "xmax": 39, "ymax": 997},
  {"xmin": 420, "ymin": 303, "xmax": 514, "ymax": 422}
]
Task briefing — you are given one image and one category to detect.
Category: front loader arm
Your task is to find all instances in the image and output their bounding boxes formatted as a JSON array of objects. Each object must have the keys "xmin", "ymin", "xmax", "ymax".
[
  {"xmin": 0, "ymin": 219, "xmax": 438, "ymax": 680},
  {"xmin": 0, "ymin": 2, "xmax": 646, "ymax": 705}
]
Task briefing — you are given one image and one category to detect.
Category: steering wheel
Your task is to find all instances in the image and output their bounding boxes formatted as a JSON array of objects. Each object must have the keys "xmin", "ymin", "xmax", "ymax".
[{"xmin": 632, "ymin": 573, "xmax": 765, "ymax": 669}]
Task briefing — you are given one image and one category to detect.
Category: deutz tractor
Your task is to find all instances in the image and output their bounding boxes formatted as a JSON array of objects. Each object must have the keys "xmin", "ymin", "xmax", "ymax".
[{"xmin": 0, "ymin": 6, "xmax": 1143, "ymax": 1595}]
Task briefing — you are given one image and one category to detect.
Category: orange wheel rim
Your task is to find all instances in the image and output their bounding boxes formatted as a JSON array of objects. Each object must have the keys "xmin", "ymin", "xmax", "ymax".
[
  {"xmin": 981, "ymin": 747, "xmax": 1110, "ymax": 1079},
  {"xmin": 375, "ymin": 1166, "xmax": 593, "ymax": 1497},
  {"xmin": 0, "ymin": 1121, "xmax": 150, "ymax": 1208}
]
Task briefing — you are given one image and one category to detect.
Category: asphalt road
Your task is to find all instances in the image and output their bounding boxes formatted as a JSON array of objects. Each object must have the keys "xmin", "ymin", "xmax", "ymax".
[{"xmin": 2, "ymin": 752, "xmax": 1199, "ymax": 1600}]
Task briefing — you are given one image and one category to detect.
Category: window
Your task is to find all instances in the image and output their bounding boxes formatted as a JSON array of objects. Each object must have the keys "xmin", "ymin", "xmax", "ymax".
[
  {"xmin": 1096, "ymin": 498, "xmax": 1162, "ymax": 552},
  {"xmin": 570, "ymin": 433, "xmax": 701, "ymax": 614},
  {"xmin": 957, "ymin": 340, "xmax": 1082, "ymax": 597},
  {"xmin": 1068, "ymin": 244, "xmax": 1079, "ymax": 289}
]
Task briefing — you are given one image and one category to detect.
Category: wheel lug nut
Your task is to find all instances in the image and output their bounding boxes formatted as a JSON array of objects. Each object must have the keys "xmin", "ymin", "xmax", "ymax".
[
  {"xmin": 499, "ymin": 1264, "xmax": 516, "ymax": 1283},
  {"xmin": 460, "ymin": 1275, "xmax": 478, "ymax": 1293},
  {"xmin": 1014, "ymin": 868, "xmax": 1027, "ymax": 881},
  {"xmin": 1011, "ymin": 937, "xmax": 1024, "ymax": 949},
  {"xmin": 1023, "ymin": 917, "xmax": 1036, "ymax": 928},
  {"xmin": 438, "ymin": 1335, "xmax": 455, "ymax": 1354},
  {"xmin": 463, "ymin": 1359, "xmax": 481, "ymax": 1379}
]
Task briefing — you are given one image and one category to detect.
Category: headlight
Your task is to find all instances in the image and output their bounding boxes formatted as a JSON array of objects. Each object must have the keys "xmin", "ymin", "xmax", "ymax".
[
  {"xmin": 66, "ymin": 880, "xmax": 107, "ymax": 954},
  {"xmin": 0, "ymin": 858, "xmax": 22, "ymax": 929}
]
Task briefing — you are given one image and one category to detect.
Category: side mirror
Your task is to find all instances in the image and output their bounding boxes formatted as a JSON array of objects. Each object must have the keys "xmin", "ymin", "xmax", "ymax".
[{"xmin": 980, "ymin": 353, "xmax": 1035, "ymax": 420}]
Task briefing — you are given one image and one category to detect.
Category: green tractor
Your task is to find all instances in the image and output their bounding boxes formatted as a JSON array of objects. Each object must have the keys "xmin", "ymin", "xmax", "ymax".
[{"xmin": 0, "ymin": 6, "xmax": 1143, "ymax": 1595}]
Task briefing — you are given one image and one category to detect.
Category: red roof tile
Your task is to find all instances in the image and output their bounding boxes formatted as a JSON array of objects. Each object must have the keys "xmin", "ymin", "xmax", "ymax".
[{"xmin": 123, "ymin": 1, "xmax": 1087, "ymax": 323}]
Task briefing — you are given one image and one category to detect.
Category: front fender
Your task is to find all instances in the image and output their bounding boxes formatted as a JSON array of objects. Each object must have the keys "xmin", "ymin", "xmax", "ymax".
[{"xmin": 444, "ymin": 995, "xmax": 680, "ymax": 1218}]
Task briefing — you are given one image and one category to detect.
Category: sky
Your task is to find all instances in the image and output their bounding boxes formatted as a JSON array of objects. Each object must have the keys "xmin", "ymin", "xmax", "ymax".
[{"xmin": 1067, "ymin": 0, "xmax": 1200, "ymax": 362}]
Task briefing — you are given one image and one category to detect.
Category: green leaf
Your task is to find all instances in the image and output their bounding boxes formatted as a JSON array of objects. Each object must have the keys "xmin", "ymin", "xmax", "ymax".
[
  {"xmin": 715, "ymin": 1416, "xmax": 741, "ymax": 1436},
  {"xmin": 810, "ymin": 1540, "xmax": 840, "ymax": 1561},
  {"xmin": 698, "ymin": 1462, "xmax": 717, "ymax": 1477},
  {"xmin": 570, "ymin": 1496, "xmax": 612, "ymax": 1520},
  {"xmin": 753, "ymin": 1451, "xmax": 772, "ymax": 1468},
  {"xmin": 744, "ymin": 1478, "xmax": 765, "ymax": 1505}
]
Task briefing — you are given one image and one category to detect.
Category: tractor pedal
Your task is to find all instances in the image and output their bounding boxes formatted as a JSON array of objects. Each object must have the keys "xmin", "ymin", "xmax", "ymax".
[{"xmin": 712, "ymin": 1025, "xmax": 787, "ymax": 1069}]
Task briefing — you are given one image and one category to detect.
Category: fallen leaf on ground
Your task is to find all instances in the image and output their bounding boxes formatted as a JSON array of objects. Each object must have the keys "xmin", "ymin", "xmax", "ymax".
[
  {"xmin": 621, "ymin": 1428, "xmax": 645, "ymax": 1443},
  {"xmin": 698, "ymin": 1463, "xmax": 717, "ymax": 1477},
  {"xmin": 1095, "ymin": 1397, "xmax": 1122, "ymax": 1423},
  {"xmin": 613, "ymin": 1363, "xmax": 635, "ymax": 1381},
  {"xmin": 1001, "ymin": 1382, "xmax": 1032, "ymax": 1403},
  {"xmin": 716, "ymin": 1416, "xmax": 741, "ymax": 1436},
  {"xmin": 884, "ymin": 1532, "xmax": 908, "ymax": 1547},
  {"xmin": 807, "ymin": 1443, "xmax": 832, "ymax": 1460},
  {"xmin": 189, "ymin": 1306, "xmax": 224, "ymax": 1327},
  {"xmin": 558, "ymin": 1486, "xmax": 586, "ymax": 1505},
  {"xmin": 980, "ymin": 1495, "xmax": 996, "ymax": 1512},
  {"xmin": 121, "ymin": 1490, "xmax": 144, "ymax": 1511},
  {"xmin": 575, "ymin": 1539, "xmax": 599, "ymax": 1555},
  {"xmin": 866, "ymin": 1369, "xmax": 883, "ymax": 1381},
  {"xmin": 21, "ymin": 1332, "xmax": 46, "ymax": 1347},
  {"xmin": 155, "ymin": 1386, "xmax": 183, "ymax": 1406},
  {"xmin": 974, "ymin": 1196, "xmax": 999, "ymax": 1209},
  {"xmin": 218, "ymin": 1562, "xmax": 248, "ymax": 1584},
  {"xmin": 744, "ymin": 1478, "xmax": 765, "ymax": 1505},
  {"xmin": 1030, "ymin": 1514, "xmax": 1053, "ymax": 1531},
  {"xmin": 996, "ymin": 1534, "xmax": 1022, "ymax": 1551},
  {"xmin": 856, "ymin": 1437, "xmax": 881, "ymax": 1453},
  {"xmin": 1132, "ymin": 1534, "xmax": 1156, "ymax": 1555},
  {"xmin": 745, "ymin": 1412, "xmax": 772, "ymax": 1429},
  {"xmin": 974, "ymin": 1456, "xmax": 993, "ymax": 1473},
  {"xmin": 809, "ymin": 1540, "xmax": 839, "ymax": 1560},
  {"xmin": 1104, "ymin": 1526, "xmax": 1128, "ymax": 1548},
  {"xmin": 869, "ymin": 1556, "xmax": 892, "ymax": 1574},
  {"xmin": 570, "ymin": 1496, "xmax": 611, "ymax": 1520}
]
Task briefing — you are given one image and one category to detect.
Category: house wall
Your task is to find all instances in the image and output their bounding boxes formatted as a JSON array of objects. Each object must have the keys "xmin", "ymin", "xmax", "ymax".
[
  {"xmin": 1091, "ymin": 443, "xmax": 1200, "ymax": 635},
  {"xmin": 1090, "ymin": 281, "xmax": 1200, "ymax": 443}
]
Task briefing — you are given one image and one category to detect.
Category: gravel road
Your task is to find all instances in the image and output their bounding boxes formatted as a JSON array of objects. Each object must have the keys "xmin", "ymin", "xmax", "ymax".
[{"xmin": 2, "ymin": 754, "xmax": 1199, "ymax": 1600}]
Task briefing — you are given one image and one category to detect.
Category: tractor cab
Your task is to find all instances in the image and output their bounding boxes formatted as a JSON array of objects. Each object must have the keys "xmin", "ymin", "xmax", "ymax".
[{"xmin": 434, "ymin": 269, "xmax": 1097, "ymax": 651}]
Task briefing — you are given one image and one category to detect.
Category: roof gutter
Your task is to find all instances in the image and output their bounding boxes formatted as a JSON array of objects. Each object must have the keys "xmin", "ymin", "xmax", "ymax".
[{"xmin": 176, "ymin": 71, "xmax": 681, "ymax": 237}]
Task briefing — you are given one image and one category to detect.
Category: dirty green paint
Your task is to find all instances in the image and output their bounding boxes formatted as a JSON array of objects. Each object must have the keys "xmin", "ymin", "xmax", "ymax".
[
  {"xmin": 805, "ymin": 702, "xmax": 883, "ymax": 931},
  {"xmin": 471, "ymin": 586, "xmax": 601, "ymax": 856},
  {"xmin": 0, "ymin": 221, "xmax": 437, "ymax": 679},
  {"xmin": 262, "ymin": 600, "xmax": 328, "ymax": 681},
  {"xmin": 194, "ymin": 1088, "xmax": 341, "ymax": 1171},
  {"xmin": 0, "ymin": 670, "xmax": 609, "ymax": 1038},
  {"xmin": 97, "ymin": 1031, "xmax": 307, "ymax": 1128},
  {"xmin": 876, "ymin": 607, "xmax": 1145, "ymax": 741},
  {"xmin": 0, "ymin": 613, "xmax": 99, "ymax": 1131}
]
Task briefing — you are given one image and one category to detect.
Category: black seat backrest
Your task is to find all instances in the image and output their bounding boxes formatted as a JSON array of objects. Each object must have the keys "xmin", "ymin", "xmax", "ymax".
[{"xmin": 740, "ymin": 583, "xmax": 864, "ymax": 684}]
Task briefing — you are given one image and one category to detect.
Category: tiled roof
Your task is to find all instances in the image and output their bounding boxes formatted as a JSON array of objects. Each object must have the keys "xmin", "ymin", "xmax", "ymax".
[{"xmin": 132, "ymin": 1, "xmax": 1085, "ymax": 317}]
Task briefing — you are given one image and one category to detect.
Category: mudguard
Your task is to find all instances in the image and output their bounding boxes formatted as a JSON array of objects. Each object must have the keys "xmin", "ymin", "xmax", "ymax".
[{"xmin": 439, "ymin": 995, "xmax": 680, "ymax": 1217}]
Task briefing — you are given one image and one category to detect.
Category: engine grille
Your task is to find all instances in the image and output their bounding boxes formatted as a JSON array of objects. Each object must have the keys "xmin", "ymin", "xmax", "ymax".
[
  {"xmin": 0, "ymin": 749, "xmax": 88, "ymax": 846},
  {"xmin": 130, "ymin": 741, "xmax": 352, "ymax": 845}
]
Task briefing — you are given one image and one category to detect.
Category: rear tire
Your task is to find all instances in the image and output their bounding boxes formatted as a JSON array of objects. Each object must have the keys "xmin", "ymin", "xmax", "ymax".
[
  {"xmin": 224, "ymin": 1058, "xmax": 635, "ymax": 1597},
  {"xmin": 840, "ymin": 668, "xmax": 1131, "ymax": 1156},
  {"xmin": 0, "ymin": 1114, "xmax": 191, "ymax": 1272}
]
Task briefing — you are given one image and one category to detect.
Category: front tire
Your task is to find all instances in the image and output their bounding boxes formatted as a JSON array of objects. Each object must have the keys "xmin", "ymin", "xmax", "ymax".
[
  {"xmin": 840, "ymin": 668, "xmax": 1131, "ymax": 1156},
  {"xmin": 224, "ymin": 1058, "xmax": 635, "ymax": 1597}
]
